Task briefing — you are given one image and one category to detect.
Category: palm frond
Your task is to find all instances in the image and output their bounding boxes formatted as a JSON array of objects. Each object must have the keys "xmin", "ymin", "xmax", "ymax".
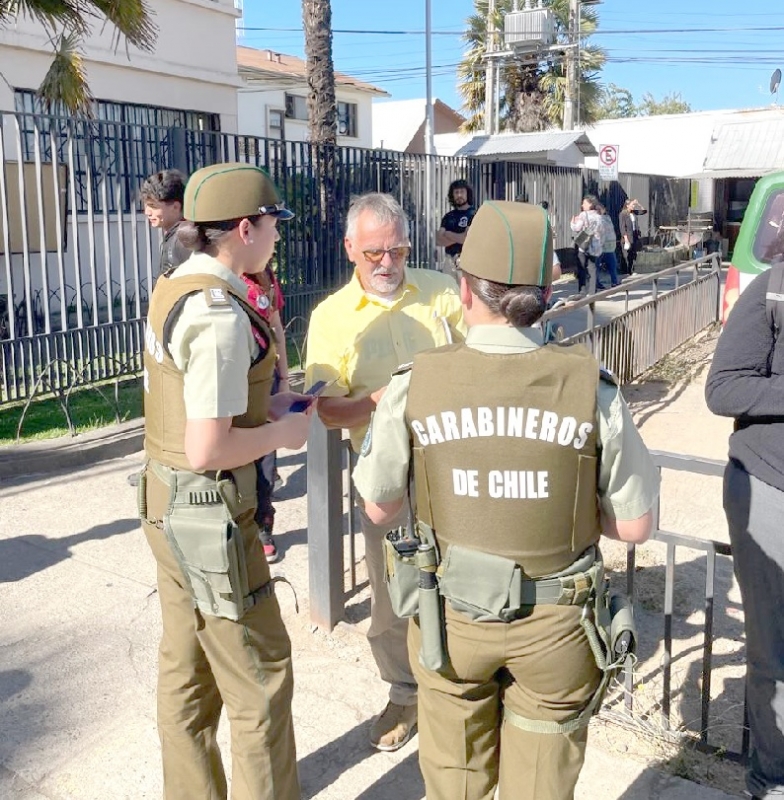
[
  {"xmin": 36, "ymin": 29, "xmax": 94, "ymax": 116},
  {"xmin": 88, "ymin": 0, "xmax": 157, "ymax": 52}
]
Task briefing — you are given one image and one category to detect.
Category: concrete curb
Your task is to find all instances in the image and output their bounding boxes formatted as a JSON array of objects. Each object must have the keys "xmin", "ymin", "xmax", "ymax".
[{"xmin": 0, "ymin": 418, "xmax": 144, "ymax": 480}]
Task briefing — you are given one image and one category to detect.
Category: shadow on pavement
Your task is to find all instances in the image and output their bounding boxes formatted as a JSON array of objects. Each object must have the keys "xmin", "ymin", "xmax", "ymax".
[
  {"xmin": 355, "ymin": 751, "xmax": 424, "ymax": 799},
  {"xmin": 298, "ymin": 719, "xmax": 375, "ymax": 799},
  {"xmin": 0, "ymin": 518, "xmax": 139, "ymax": 582}
]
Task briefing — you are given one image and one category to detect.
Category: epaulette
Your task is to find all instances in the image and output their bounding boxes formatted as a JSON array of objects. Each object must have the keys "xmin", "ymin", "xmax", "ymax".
[
  {"xmin": 599, "ymin": 366, "xmax": 618, "ymax": 386},
  {"xmin": 392, "ymin": 362, "xmax": 413, "ymax": 377},
  {"xmin": 204, "ymin": 286, "xmax": 231, "ymax": 307}
]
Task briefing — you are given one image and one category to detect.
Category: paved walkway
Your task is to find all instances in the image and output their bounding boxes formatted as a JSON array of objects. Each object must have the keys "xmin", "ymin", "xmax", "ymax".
[{"xmin": 0, "ymin": 364, "xmax": 742, "ymax": 799}]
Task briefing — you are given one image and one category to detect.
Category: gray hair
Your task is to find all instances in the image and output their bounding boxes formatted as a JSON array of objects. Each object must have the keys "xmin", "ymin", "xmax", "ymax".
[{"xmin": 345, "ymin": 192, "xmax": 410, "ymax": 240}]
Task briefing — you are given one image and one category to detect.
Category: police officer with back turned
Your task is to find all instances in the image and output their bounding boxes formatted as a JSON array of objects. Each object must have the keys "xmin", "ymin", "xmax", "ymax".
[{"xmin": 353, "ymin": 200, "xmax": 661, "ymax": 800}]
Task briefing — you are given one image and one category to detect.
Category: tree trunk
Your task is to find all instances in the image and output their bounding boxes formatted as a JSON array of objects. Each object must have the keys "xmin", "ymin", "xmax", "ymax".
[
  {"xmin": 302, "ymin": 0, "xmax": 337, "ymax": 146},
  {"xmin": 302, "ymin": 0, "xmax": 339, "ymax": 277}
]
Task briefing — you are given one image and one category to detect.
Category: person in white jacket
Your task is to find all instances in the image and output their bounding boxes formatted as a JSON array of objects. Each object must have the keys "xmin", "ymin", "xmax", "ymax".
[{"xmin": 571, "ymin": 195, "xmax": 603, "ymax": 296}]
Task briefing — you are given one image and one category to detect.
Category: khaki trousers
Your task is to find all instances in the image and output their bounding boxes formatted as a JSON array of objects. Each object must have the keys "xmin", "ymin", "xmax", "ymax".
[
  {"xmin": 410, "ymin": 603, "xmax": 601, "ymax": 800},
  {"xmin": 356, "ymin": 499, "xmax": 418, "ymax": 707},
  {"xmin": 142, "ymin": 467, "xmax": 299, "ymax": 800}
]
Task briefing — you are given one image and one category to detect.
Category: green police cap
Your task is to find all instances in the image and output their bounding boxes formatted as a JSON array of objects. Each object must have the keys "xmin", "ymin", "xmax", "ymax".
[
  {"xmin": 460, "ymin": 200, "xmax": 552, "ymax": 287},
  {"xmin": 183, "ymin": 162, "xmax": 294, "ymax": 223}
]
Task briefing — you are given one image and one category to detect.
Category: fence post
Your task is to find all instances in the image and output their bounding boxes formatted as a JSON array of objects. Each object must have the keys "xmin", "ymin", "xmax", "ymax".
[{"xmin": 306, "ymin": 415, "xmax": 345, "ymax": 630}]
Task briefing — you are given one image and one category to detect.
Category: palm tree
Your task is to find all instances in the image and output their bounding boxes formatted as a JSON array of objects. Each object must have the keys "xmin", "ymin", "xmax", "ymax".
[
  {"xmin": 302, "ymin": 0, "xmax": 337, "ymax": 145},
  {"xmin": 1, "ymin": 1, "xmax": 157, "ymax": 115},
  {"xmin": 458, "ymin": 0, "xmax": 605, "ymax": 133}
]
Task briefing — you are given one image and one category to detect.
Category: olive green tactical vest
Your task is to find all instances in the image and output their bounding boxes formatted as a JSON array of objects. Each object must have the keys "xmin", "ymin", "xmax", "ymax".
[
  {"xmin": 405, "ymin": 342, "xmax": 601, "ymax": 578},
  {"xmin": 144, "ymin": 273, "xmax": 276, "ymax": 472}
]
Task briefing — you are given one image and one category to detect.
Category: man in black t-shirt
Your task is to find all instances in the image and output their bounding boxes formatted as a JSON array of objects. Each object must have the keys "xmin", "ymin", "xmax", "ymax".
[
  {"xmin": 140, "ymin": 169, "xmax": 191, "ymax": 274},
  {"xmin": 437, "ymin": 179, "xmax": 476, "ymax": 271}
]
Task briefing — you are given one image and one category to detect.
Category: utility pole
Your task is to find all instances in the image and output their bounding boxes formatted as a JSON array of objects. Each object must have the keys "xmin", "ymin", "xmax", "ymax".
[
  {"xmin": 425, "ymin": 0, "xmax": 436, "ymax": 262},
  {"xmin": 484, "ymin": 0, "xmax": 496, "ymax": 135},
  {"xmin": 563, "ymin": 0, "xmax": 578, "ymax": 130}
]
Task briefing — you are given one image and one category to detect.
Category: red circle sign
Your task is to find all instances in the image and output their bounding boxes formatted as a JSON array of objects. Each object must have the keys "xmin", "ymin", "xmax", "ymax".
[{"xmin": 600, "ymin": 146, "xmax": 617, "ymax": 166}]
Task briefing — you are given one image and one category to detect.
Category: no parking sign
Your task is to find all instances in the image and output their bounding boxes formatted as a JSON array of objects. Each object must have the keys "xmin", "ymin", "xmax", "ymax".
[{"xmin": 598, "ymin": 144, "xmax": 619, "ymax": 181}]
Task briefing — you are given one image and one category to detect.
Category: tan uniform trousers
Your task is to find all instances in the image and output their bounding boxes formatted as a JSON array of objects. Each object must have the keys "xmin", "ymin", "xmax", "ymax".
[
  {"xmin": 410, "ymin": 602, "xmax": 601, "ymax": 800},
  {"xmin": 142, "ymin": 466, "xmax": 300, "ymax": 800},
  {"xmin": 356, "ymin": 498, "xmax": 418, "ymax": 707}
]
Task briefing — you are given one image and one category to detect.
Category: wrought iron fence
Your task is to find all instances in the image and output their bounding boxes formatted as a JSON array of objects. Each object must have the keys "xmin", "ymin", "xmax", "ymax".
[
  {"xmin": 0, "ymin": 108, "xmax": 686, "ymax": 407},
  {"xmin": 541, "ymin": 255, "xmax": 722, "ymax": 383}
]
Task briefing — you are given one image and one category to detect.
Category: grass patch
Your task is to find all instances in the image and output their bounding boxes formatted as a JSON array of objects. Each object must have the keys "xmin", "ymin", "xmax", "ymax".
[{"xmin": 0, "ymin": 379, "xmax": 143, "ymax": 446}]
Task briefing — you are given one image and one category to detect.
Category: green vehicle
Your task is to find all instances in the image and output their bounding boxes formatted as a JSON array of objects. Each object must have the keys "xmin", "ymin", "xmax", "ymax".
[{"xmin": 723, "ymin": 171, "xmax": 784, "ymax": 322}]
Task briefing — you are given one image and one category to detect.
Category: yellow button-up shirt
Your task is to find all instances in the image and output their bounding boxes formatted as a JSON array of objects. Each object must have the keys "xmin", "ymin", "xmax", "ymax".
[{"xmin": 305, "ymin": 267, "xmax": 465, "ymax": 452}]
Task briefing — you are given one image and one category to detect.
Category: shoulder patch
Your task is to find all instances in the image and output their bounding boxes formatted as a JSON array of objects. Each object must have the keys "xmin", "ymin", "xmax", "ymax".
[
  {"xmin": 599, "ymin": 366, "xmax": 618, "ymax": 386},
  {"xmin": 360, "ymin": 421, "xmax": 373, "ymax": 456},
  {"xmin": 392, "ymin": 362, "xmax": 413, "ymax": 377},
  {"xmin": 204, "ymin": 287, "xmax": 230, "ymax": 307}
]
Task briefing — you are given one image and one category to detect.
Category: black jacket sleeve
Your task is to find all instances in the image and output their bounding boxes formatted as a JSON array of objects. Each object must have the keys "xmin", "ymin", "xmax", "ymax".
[{"xmin": 705, "ymin": 268, "xmax": 784, "ymax": 419}]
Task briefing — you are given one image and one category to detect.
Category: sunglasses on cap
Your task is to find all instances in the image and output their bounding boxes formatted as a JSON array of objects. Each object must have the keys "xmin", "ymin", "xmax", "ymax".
[
  {"xmin": 362, "ymin": 246, "xmax": 411, "ymax": 264},
  {"xmin": 259, "ymin": 202, "xmax": 294, "ymax": 220}
]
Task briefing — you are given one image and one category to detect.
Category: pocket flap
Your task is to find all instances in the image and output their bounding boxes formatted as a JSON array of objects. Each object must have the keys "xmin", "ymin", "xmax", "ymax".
[{"xmin": 439, "ymin": 545, "xmax": 516, "ymax": 617}]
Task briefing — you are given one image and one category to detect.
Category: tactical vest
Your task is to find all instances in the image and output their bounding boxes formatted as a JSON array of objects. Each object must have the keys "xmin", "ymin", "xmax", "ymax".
[
  {"xmin": 144, "ymin": 272, "xmax": 276, "ymax": 471},
  {"xmin": 405, "ymin": 342, "xmax": 601, "ymax": 578}
]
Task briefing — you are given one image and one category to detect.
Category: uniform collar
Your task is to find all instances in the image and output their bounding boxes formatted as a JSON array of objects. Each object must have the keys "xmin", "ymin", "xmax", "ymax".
[
  {"xmin": 347, "ymin": 266, "xmax": 421, "ymax": 310},
  {"xmin": 465, "ymin": 324, "xmax": 543, "ymax": 351},
  {"xmin": 172, "ymin": 252, "xmax": 250, "ymax": 298}
]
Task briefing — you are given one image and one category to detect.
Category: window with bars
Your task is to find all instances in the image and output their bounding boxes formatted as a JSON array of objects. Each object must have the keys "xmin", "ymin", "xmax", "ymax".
[{"xmin": 13, "ymin": 90, "xmax": 221, "ymax": 214}]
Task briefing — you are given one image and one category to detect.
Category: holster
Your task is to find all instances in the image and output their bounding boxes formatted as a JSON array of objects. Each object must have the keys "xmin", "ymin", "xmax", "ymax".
[{"xmin": 143, "ymin": 460, "xmax": 261, "ymax": 621}]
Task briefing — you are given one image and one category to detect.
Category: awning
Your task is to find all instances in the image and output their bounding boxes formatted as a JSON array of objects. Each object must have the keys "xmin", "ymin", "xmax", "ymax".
[{"xmin": 681, "ymin": 168, "xmax": 775, "ymax": 180}]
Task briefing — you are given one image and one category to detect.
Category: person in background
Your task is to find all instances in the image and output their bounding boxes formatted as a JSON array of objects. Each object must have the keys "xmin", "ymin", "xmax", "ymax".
[
  {"xmin": 353, "ymin": 200, "xmax": 659, "ymax": 800},
  {"xmin": 437, "ymin": 179, "xmax": 476, "ymax": 276},
  {"xmin": 140, "ymin": 169, "xmax": 191, "ymax": 274},
  {"xmin": 597, "ymin": 203, "xmax": 621, "ymax": 288},
  {"xmin": 306, "ymin": 192, "xmax": 464, "ymax": 753},
  {"xmin": 705, "ymin": 267, "xmax": 784, "ymax": 800},
  {"xmin": 619, "ymin": 198, "xmax": 648, "ymax": 275},
  {"xmin": 242, "ymin": 262, "xmax": 290, "ymax": 563},
  {"xmin": 571, "ymin": 194, "xmax": 604, "ymax": 296},
  {"xmin": 139, "ymin": 162, "xmax": 309, "ymax": 799},
  {"xmin": 540, "ymin": 200, "xmax": 562, "ymax": 282}
]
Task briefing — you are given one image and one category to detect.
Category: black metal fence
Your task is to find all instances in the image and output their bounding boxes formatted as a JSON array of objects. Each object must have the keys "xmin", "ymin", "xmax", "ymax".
[{"xmin": 1, "ymin": 109, "xmax": 689, "ymax": 407}]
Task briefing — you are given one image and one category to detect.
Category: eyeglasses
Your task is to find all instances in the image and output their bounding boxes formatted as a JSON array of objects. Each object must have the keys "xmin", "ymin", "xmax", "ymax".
[{"xmin": 361, "ymin": 246, "xmax": 411, "ymax": 264}]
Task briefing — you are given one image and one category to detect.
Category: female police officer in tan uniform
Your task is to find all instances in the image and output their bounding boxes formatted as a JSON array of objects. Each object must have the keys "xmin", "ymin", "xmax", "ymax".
[
  {"xmin": 140, "ymin": 163, "xmax": 311, "ymax": 799},
  {"xmin": 353, "ymin": 201, "xmax": 660, "ymax": 800}
]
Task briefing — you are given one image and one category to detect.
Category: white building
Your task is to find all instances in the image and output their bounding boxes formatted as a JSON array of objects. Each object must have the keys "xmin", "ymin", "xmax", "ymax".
[
  {"xmin": 0, "ymin": 1, "xmax": 243, "ymax": 337},
  {"xmin": 0, "ymin": 0, "xmax": 242, "ymax": 130},
  {"xmin": 237, "ymin": 46, "xmax": 388, "ymax": 149},
  {"xmin": 371, "ymin": 98, "xmax": 465, "ymax": 154}
]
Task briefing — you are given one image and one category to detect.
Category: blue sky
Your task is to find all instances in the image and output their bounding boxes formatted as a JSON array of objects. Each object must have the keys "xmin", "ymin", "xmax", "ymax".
[{"xmin": 239, "ymin": 0, "xmax": 784, "ymax": 115}]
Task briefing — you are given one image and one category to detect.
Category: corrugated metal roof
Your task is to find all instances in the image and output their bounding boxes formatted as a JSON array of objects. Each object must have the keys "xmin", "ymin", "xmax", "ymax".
[
  {"xmin": 703, "ymin": 118, "xmax": 784, "ymax": 173},
  {"xmin": 455, "ymin": 130, "xmax": 597, "ymax": 158}
]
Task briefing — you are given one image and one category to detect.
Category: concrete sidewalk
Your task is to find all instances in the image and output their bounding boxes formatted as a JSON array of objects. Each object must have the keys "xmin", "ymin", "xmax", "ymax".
[{"xmin": 0, "ymin": 369, "xmax": 742, "ymax": 799}]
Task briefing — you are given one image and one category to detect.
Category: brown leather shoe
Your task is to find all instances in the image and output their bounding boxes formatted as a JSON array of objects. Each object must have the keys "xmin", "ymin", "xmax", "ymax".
[{"xmin": 369, "ymin": 701, "xmax": 417, "ymax": 752}]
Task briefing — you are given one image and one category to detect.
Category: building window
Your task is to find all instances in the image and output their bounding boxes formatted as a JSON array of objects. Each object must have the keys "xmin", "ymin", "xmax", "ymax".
[
  {"xmin": 284, "ymin": 94, "xmax": 308, "ymax": 121},
  {"xmin": 267, "ymin": 108, "xmax": 285, "ymax": 140},
  {"xmin": 13, "ymin": 89, "xmax": 221, "ymax": 214},
  {"xmin": 337, "ymin": 101, "xmax": 357, "ymax": 138}
]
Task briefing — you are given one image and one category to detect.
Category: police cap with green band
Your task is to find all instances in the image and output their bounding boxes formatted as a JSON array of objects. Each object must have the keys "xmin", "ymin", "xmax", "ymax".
[
  {"xmin": 183, "ymin": 162, "xmax": 294, "ymax": 223},
  {"xmin": 460, "ymin": 200, "xmax": 553, "ymax": 287}
]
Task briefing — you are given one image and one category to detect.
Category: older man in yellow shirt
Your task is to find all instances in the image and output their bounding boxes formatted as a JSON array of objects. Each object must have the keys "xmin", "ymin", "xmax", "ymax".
[{"xmin": 305, "ymin": 192, "xmax": 464, "ymax": 751}]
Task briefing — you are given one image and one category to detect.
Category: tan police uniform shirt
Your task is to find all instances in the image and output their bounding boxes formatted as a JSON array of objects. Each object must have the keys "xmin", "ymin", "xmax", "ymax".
[
  {"xmin": 166, "ymin": 253, "xmax": 259, "ymax": 419},
  {"xmin": 353, "ymin": 325, "xmax": 660, "ymax": 522}
]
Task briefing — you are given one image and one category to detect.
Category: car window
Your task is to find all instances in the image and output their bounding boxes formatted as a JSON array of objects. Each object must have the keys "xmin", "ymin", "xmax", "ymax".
[{"xmin": 753, "ymin": 190, "xmax": 784, "ymax": 265}]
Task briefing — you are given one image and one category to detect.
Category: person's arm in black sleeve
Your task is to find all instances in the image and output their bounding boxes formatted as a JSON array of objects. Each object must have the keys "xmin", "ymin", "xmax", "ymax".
[{"xmin": 705, "ymin": 269, "xmax": 784, "ymax": 419}]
